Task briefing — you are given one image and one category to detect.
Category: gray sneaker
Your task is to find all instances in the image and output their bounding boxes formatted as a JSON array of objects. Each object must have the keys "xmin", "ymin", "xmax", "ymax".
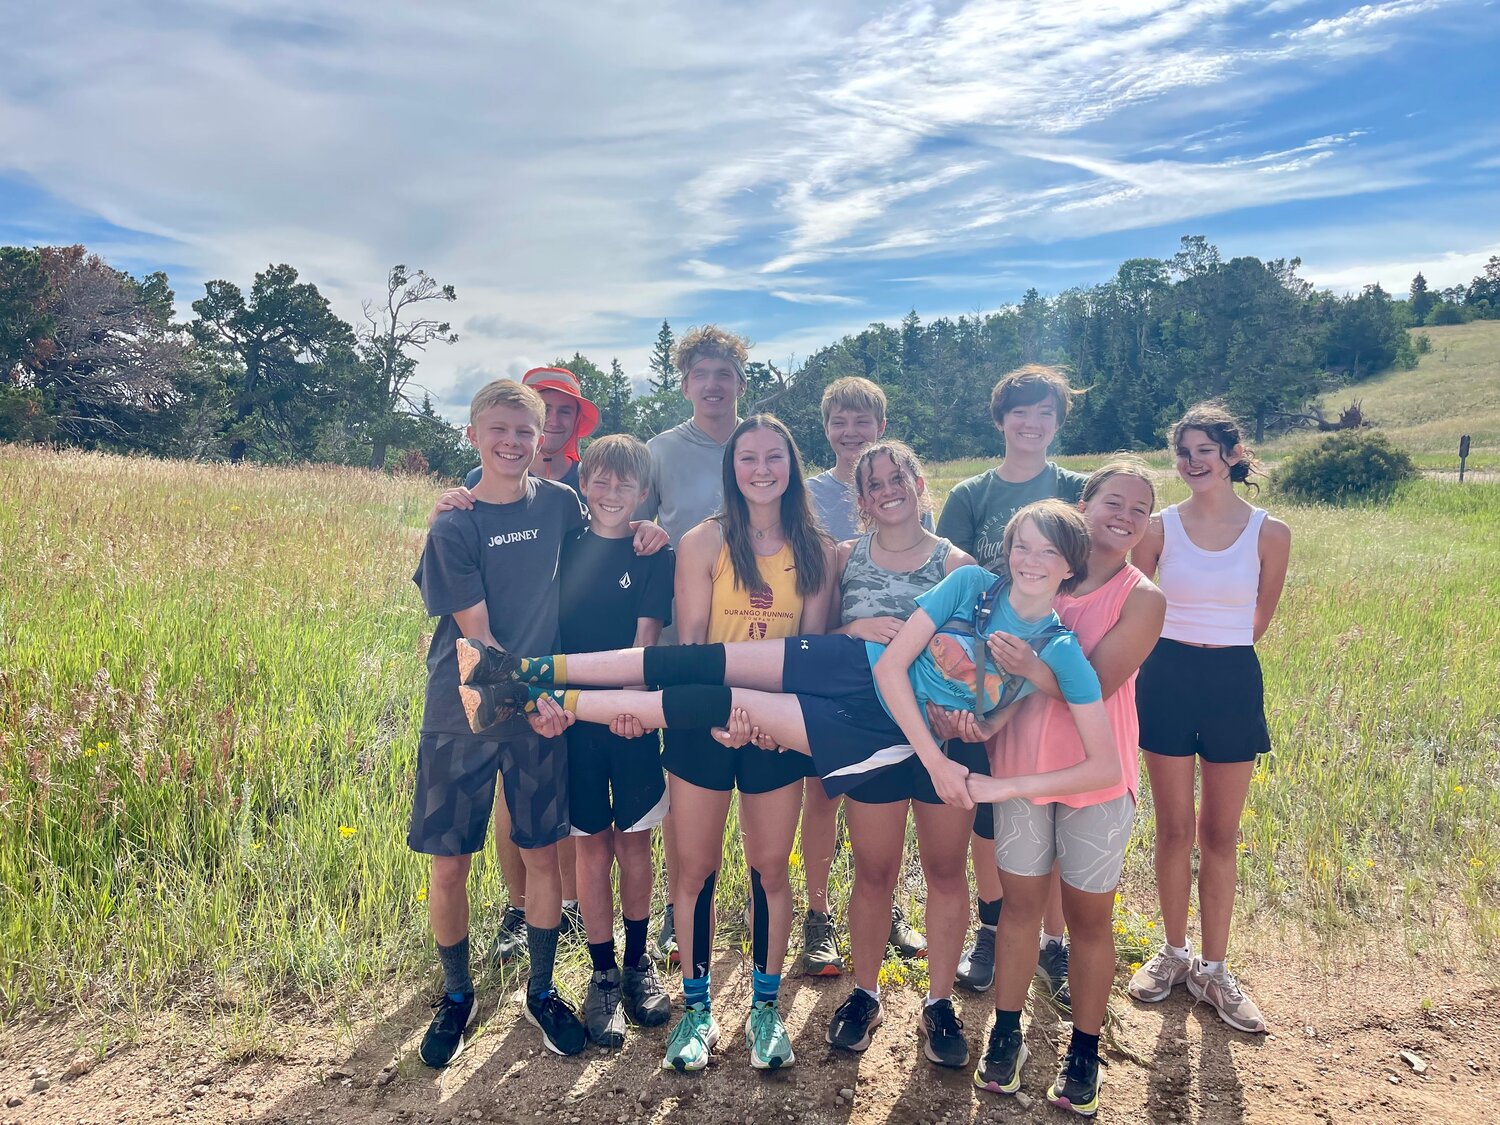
[
  {"xmin": 888, "ymin": 905, "xmax": 927, "ymax": 959},
  {"xmin": 1127, "ymin": 947, "xmax": 1191, "ymax": 1003},
  {"xmin": 1187, "ymin": 958, "xmax": 1267, "ymax": 1033},
  {"xmin": 955, "ymin": 926, "xmax": 996, "ymax": 992},
  {"xmin": 801, "ymin": 909, "xmax": 845, "ymax": 977},
  {"xmin": 622, "ymin": 957, "xmax": 671, "ymax": 1026},
  {"xmin": 584, "ymin": 968, "xmax": 627, "ymax": 1048},
  {"xmin": 653, "ymin": 903, "xmax": 679, "ymax": 965},
  {"xmin": 1036, "ymin": 938, "xmax": 1071, "ymax": 1009}
]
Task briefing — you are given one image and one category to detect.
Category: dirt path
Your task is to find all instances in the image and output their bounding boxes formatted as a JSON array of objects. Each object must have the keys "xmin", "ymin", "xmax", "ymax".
[{"xmin": 3, "ymin": 947, "xmax": 1495, "ymax": 1125}]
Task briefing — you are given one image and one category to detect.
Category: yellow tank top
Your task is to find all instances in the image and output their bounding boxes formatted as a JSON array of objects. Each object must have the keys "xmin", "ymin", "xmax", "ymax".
[{"xmin": 707, "ymin": 540, "xmax": 804, "ymax": 643}]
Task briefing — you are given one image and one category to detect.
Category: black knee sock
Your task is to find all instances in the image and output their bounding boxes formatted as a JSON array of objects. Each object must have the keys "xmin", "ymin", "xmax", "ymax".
[
  {"xmin": 750, "ymin": 867, "xmax": 770, "ymax": 974},
  {"xmin": 623, "ymin": 916, "xmax": 649, "ymax": 969},
  {"xmin": 643, "ymin": 644, "xmax": 726, "ymax": 688},
  {"xmin": 437, "ymin": 935, "xmax": 472, "ymax": 997},
  {"xmin": 527, "ymin": 924, "xmax": 560, "ymax": 1001},
  {"xmin": 588, "ymin": 938, "xmax": 616, "ymax": 973},
  {"xmin": 692, "ymin": 871, "xmax": 717, "ymax": 979},
  {"xmin": 1070, "ymin": 1027, "xmax": 1100, "ymax": 1060},
  {"xmin": 661, "ymin": 684, "xmax": 734, "ymax": 729},
  {"xmin": 978, "ymin": 896, "xmax": 1002, "ymax": 928}
]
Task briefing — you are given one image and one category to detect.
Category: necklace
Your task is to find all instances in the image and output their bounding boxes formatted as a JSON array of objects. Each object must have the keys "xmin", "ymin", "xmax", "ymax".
[
  {"xmin": 874, "ymin": 529, "xmax": 927, "ymax": 553},
  {"xmin": 753, "ymin": 524, "xmax": 782, "ymax": 542}
]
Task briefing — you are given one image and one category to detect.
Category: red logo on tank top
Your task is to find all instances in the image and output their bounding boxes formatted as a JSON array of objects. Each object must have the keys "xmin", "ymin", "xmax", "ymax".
[
  {"xmin": 749, "ymin": 621, "xmax": 767, "ymax": 639},
  {"xmin": 749, "ymin": 586, "xmax": 775, "ymax": 610}
]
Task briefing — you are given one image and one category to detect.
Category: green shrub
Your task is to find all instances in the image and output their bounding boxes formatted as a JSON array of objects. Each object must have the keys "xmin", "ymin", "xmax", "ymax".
[{"xmin": 1274, "ymin": 430, "xmax": 1417, "ymax": 504}]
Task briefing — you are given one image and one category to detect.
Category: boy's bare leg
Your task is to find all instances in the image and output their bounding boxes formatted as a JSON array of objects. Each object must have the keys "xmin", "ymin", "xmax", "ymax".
[
  {"xmin": 615, "ymin": 827, "xmax": 654, "ymax": 923},
  {"xmin": 520, "ymin": 843, "xmax": 563, "ymax": 929},
  {"xmin": 492, "ymin": 800, "xmax": 528, "ymax": 909},
  {"xmin": 576, "ymin": 831, "xmax": 617, "ymax": 944},
  {"xmin": 560, "ymin": 835, "xmax": 578, "ymax": 906},
  {"xmin": 429, "ymin": 853, "xmax": 473, "ymax": 946}
]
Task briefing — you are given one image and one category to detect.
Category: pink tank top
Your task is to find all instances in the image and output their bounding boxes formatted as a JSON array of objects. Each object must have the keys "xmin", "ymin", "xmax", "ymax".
[{"xmin": 990, "ymin": 565, "xmax": 1145, "ymax": 808}]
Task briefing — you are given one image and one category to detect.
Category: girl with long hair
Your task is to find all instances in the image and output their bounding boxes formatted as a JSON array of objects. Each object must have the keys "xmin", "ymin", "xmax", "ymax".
[{"xmin": 1126, "ymin": 405, "xmax": 1291, "ymax": 1035}]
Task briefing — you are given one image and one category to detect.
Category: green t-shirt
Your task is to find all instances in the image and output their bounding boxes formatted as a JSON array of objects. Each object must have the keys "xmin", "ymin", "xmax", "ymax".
[{"xmin": 936, "ymin": 462, "xmax": 1088, "ymax": 574}]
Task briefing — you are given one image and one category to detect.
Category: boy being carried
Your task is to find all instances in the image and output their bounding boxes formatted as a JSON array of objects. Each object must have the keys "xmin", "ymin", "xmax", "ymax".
[{"xmin": 410, "ymin": 379, "xmax": 588, "ymax": 1065}]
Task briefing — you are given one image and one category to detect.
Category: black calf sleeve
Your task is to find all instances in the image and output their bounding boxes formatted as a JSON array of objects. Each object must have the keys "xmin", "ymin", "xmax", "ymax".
[
  {"xmin": 691, "ymin": 870, "xmax": 717, "ymax": 979},
  {"xmin": 661, "ymin": 684, "xmax": 734, "ymax": 730},
  {"xmin": 644, "ymin": 644, "xmax": 726, "ymax": 688},
  {"xmin": 750, "ymin": 867, "xmax": 770, "ymax": 974}
]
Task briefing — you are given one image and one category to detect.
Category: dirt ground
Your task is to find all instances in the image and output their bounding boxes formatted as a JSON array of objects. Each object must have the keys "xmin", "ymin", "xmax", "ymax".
[{"xmin": 2, "ymin": 941, "xmax": 1495, "ymax": 1125}]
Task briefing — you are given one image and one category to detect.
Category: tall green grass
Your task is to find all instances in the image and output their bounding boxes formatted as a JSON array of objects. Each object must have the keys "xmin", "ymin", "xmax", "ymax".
[{"xmin": 2, "ymin": 448, "xmax": 1496, "ymax": 1027}]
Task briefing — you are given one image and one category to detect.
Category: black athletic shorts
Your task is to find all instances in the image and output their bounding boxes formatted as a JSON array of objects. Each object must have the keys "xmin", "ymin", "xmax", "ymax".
[
  {"xmin": 780, "ymin": 635, "xmax": 921, "ymax": 800},
  {"xmin": 661, "ymin": 724, "xmax": 814, "ymax": 794},
  {"xmin": 1136, "ymin": 638, "xmax": 1271, "ymax": 764},
  {"xmin": 567, "ymin": 725, "xmax": 668, "ymax": 835},
  {"xmin": 843, "ymin": 752, "xmax": 944, "ymax": 805},
  {"xmin": 407, "ymin": 730, "xmax": 569, "ymax": 855},
  {"xmin": 948, "ymin": 740, "xmax": 995, "ymax": 839}
]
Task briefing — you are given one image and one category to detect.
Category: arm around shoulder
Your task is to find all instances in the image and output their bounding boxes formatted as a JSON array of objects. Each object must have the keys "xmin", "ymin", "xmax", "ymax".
[{"xmin": 1131, "ymin": 514, "xmax": 1164, "ymax": 577}]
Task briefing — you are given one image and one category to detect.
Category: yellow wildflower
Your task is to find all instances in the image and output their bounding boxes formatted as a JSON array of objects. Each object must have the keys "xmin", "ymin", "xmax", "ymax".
[
  {"xmin": 338, "ymin": 825, "xmax": 357, "ymax": 838},
  {"xmin": 417, "ymin": 886, "xmax": 428, "ymax": 902}
]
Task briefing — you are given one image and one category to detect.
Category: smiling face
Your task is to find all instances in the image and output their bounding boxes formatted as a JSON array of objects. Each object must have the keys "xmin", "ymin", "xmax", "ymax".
[
  {"xmin": 825, "ymin": 408, "xmax": 885, "ymax": 469},
  {"xmin": 536, "ymin": 389, "xmax": 580, "ymax": 457},
  {"xmin": 682, "ymin": 356, "xmax": 744, "ymax": 426},
  {"xmin": 1175, "ymin": 426, "xmax": 1241, "ymax": 493},
  {"xmin": 1007, "ymin": 516, "xmax": 1076, "ymax": 598},
  {"xmin": 1080, "ymin": 473, "xmax": 1154, "ymax": 555},
  {"xmin": 999, "ymin": 396, "xmax": 1060, "ymax": 457},
  {"xmin": 581, "ymin": 469, "xmax": 646, "ymax": 536},
  {"xmin": 732, "ymin": 425, "xmax": 790, "ymax": 507},
  {"xmin": 857, "ymin": 450, "xmax": 924, "ymax": 530},
  {"xmin": 467, "ymin": 403, "xmax": 541, "ymax": 485}
]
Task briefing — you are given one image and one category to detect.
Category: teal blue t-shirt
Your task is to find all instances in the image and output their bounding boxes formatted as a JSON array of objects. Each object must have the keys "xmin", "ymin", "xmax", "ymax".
[{"xmin": 864, "ymin": 564, "xmax": 1101, "ymax": 721}]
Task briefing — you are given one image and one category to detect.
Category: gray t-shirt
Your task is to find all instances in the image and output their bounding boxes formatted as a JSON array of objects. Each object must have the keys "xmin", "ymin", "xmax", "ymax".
[
  {"xmin": 936, "ymin": 462, "xmax": 1087, "ymax": 574},
  {"xmin": 636, "ymin": 419, "xmax": 733, "ymax": 544},
  {"xmin": 808, "ymin": 469, "xmax": 935, "ymax": 543},
  {"xmin": 414, "ymin": 478, "xmax": 586, "ymax": 735}
]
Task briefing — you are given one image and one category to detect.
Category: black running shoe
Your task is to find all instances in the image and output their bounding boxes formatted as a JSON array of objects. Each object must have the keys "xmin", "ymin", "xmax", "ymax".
[
  {"xmin": 1037, "ymin": 938, "xmax": 1072, "ymax": 1009},
  {"xmin": 584, "ymin": 969, "xmax": 627, "ymax": 1049},
  {"xmin": 622, "ymin": 957, "xmax": 671, "ymax": 1026},
  {"xmin": 918, "ymin": 997, "xmax": 969, "ymax": 1068},
  {"xmin": 1047, "ymin": 1048, "xmax": 1101, "ymax": 1117},
  {"xmin": 458, "ymin": 682, "xmax": 530, "ymax": 734},
  {"xmin": 888, "ymin": 905, "xmax": 927, "ymax": 959},
  {"xmin": 525, "ymin": 990, "xmax": 588, "ymax": 1056},
  {"xmin": 456, "ymin": 637, "xmax": 521, "ymax": 686},
  {"xmin": 419, "ymin": 992, "xmax": 478, "ymax": 1069},
  {"xmin": 826, "ymin": 989, "xmax": 884, "ymax": 1052},
  {"xmin": 487, "ymin": 904, "xmax": 528, "ymax": 966},
  {"xmin": 974, "ymin": 1020, "xmax": 1028, "ymax": 1095},
  {"xmin": 955, "ymin": 925, "xmax": 996, "ymax": 991}
]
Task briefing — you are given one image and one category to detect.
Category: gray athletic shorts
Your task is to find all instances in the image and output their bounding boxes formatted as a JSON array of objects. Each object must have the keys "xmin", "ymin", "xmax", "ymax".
[
  {"xmin": 407, "ymin": 731, "xmax": 569, "ymax": 855},
  {"xmin": 992, "ymin": 793, "xmax": 1135, "ymax": 894}
]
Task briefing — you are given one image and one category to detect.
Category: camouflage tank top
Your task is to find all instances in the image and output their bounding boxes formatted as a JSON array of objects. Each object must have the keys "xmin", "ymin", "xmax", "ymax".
[{"xmin": 838, "ymin": 533, "xmax": 953, "ymax": 625}]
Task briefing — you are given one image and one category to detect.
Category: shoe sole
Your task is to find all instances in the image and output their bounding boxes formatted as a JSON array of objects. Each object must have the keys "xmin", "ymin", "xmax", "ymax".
[
  {"xmin": 1046, "ymin": 1075, "xmax": 1101, "ymax": 1117},
  {"xmin": 459, "ymin": 685, "xmax": 520, "ymax": 734},
  {"xmin": 954, "ymin": 970, "xmax": 995, "ymax": 992},
  {"xmin": 1126, "ymin": 981, "xmax": 1179, "ymax": 1003},
  {"xmin": 456, "ymin": 638, "xmax": 483, "ymax": 685},
  {"xmin": 803, "ymin": 961, "xmax": 844, "ymax": 978},
  {"xmin": 523, "ymin": 1005, "xmax": 587, "ymax": 1057},
  {"xmin": 973, "ymin": 1042, "xmax": 1028, "ymax": 1095},
  {"xmin": 826, "ymin": 1005, "xmax": 883, "ymax": 1052},
  {"xmin": 662, "ymin": 1022, "xmax": 719, "ymax": 1072},
  {"xmin": 1185, "ymin": 978, "xmax": 1266, "ymax": 1034},
  {"xmin": 589, "ymin": 1027, "xmax": 626, "ymax": 1050}
]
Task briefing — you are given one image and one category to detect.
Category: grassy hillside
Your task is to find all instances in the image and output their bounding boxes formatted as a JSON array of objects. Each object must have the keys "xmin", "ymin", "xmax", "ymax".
[{"xmin": 1265, "ymin": 320, "xmax": 1500, "ymax": 469}]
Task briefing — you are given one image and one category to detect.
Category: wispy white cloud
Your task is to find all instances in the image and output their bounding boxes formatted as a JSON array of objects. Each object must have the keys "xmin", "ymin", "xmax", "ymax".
[{"xmin": 0, "ymin": 0, "xmax": 1484, "ymax": 416}]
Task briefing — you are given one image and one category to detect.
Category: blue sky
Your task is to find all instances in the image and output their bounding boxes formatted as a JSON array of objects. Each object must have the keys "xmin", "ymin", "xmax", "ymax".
[{"xmin": 2, "ymin": 0, "xmax": 1497, "ymax": 417}]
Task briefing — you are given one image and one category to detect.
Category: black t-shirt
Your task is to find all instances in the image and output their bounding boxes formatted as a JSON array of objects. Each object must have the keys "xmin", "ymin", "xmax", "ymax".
[
  {"xmin": 414, "ymin": 477, "xmax": 587, "ymax": 735},
  {"xmin": 559, "ymin": 531, "xmax": 675, "ymax": 657}
]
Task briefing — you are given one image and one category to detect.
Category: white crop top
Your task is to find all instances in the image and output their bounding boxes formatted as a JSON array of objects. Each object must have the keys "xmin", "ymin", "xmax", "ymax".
[{"xmin": 1156, "ymin": 504, "xmax": 1266, "ymax": 646}]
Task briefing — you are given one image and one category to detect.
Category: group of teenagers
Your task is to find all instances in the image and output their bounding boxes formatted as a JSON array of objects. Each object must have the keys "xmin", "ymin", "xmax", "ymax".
[{"xmin": 408, "ymin": 325, "xmax": 1291, "ymax": 1118}]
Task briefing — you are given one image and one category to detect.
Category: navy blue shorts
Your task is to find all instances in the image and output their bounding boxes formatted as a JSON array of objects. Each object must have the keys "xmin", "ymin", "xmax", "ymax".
[
  {"xmin": 1137, "ymin": 638, "xmax": 1270, "ymax": 764},
  {"xmin": 949, "ymin": 740, "xmax": 996, "ymax": 839},
  {"xmin": 781, "ymin": 635, "xmax": 913, "ymax": 799}
]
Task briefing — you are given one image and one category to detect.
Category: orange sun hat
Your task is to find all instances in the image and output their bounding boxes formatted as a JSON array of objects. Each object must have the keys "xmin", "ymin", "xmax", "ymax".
[{"xmin": 521, "ymin": 366, "xmax": 601, "ymax": 462}]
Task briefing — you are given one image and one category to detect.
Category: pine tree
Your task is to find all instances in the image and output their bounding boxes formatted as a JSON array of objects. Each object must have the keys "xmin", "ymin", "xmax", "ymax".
[{"xmin": 1409, "ymin": 272, "xmax": 1434, "ymax": 324}]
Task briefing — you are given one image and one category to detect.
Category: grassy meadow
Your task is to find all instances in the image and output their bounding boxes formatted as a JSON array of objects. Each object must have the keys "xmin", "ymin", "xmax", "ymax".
[{"xmin": 2, "ymin": 442, "xmax": 1498, "ymax": 1039}]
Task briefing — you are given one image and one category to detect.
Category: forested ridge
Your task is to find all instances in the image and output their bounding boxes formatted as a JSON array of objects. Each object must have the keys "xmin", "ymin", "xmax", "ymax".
[{"xmin": 3, "ymin": 236, "xmax": 1497, "ymax": 475}]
